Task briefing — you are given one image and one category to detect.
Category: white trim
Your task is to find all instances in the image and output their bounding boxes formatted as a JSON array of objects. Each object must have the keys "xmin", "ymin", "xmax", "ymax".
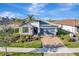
[{"xmin": 40, "ymin": 27, "xmax": 57, "ymax": 28}]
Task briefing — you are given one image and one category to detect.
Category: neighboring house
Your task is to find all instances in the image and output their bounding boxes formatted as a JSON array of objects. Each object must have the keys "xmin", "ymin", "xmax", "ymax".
[
  {"xmin": 51, "ymin": 19, "xmax": 79, "ymax": 37},
  {"xmin": 19, "ymin": 19, "xmax": 58, "ymax": 36},
  {"xmin": 8, "ymin": 22, "xmax": 21, "ymax": 28}
]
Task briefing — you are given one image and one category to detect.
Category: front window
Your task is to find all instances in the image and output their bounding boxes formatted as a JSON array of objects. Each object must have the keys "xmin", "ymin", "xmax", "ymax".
[{"xmin": 23, "ymin": 27, "xmax": 28, "ymax": 33}]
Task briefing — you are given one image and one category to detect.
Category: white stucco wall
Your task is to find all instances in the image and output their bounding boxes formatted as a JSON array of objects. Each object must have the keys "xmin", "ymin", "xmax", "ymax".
[
  {"xmin": 58, "ymin": 24, "xmax": 77, "ymax": 34},
  {"xmin": 31, "ymin": 21, "xmax": 40, "ymax": 27},
  {"xmin": 19, "ymin": 24, "xmax": 33, "ymax": 35}
]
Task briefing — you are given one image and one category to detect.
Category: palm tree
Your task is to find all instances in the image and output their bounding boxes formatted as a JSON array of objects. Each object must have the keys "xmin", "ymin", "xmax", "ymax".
[
  {"xmin": 20, "ymin": 15, "xmax": 34, "ymax": 26},
  {"xmin": 12, "ymin": 17, "xmax": 17, "ymax": 23},
  {"xmin": 27, "ymin": 15, "xmax": 34, "ymax": 23}
]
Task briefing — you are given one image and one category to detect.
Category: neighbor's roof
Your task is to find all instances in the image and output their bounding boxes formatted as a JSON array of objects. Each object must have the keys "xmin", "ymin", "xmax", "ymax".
[{"xmin": 51, "ymin": 19, "xmax": 79, "ymax": 26}]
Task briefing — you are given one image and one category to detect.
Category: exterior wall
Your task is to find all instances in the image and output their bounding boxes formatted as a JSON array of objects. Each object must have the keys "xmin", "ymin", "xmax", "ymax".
[
  {"xmin": 19, "ymin": 24, "xmax": 33, "ymax": 35},
  {"xmin": 31, "ymin": 21, "xmax": 40, "ymax": 27},
  {"xmin": 59, "ymin": 25, "xmax": 77, "ymax": 34}
]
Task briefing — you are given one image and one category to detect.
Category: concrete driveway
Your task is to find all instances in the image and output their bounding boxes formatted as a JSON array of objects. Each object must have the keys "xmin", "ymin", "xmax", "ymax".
[
  {"xmin": 41, "ymin": 36, "xmax": 64, "ymax": 47},
  {"xmin": 41, "ymin": 36, "xmax": 74, "ymax": 56}
]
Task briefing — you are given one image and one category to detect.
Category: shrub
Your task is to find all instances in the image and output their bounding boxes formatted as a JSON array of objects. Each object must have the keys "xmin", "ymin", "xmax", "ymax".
[
  {"xmin": 14, "ymin": 28, "xmax": 19, "ymax": 33},
  {"xmin": 57, "ymin": 28, "xmax": 69, "ymax": 37},
  {"xmin": 33, "ymin": 36, "xmax": 40, "ymax": 40},
  {"xmin": 5, "ymin": 27, "xmax": 14, "ymax": 34},
  {"xmin": 25, "ymin": 35, "xmax": 33, "ymax": 39},
  {"xmin": 16, "ymin": 35, "xmax": 33, "ymax": 43}
]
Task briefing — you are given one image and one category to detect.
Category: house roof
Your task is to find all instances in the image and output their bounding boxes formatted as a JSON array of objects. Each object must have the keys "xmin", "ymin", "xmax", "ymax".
[
  {"xmin": 51, "ymin": 19, "xmax": 79, "ymax": 26},
  {"xmin": 20, "ymin": 18, "xmax": 58, "ymax": 27},
  {"xmin": 9, "ymin": 22, "xmax": 22, "ymax": 28}
]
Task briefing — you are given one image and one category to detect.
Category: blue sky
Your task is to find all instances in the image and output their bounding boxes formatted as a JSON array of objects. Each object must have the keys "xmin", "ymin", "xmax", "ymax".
[{"xmin": 0, "ymin": 3, "xmax": 79, "ymax": 20}]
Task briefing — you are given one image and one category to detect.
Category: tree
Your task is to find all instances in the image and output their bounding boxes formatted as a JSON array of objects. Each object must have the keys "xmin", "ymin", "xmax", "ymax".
[
  {"xmin": 27, "ymin": 15, "xmax": 34, "ymax": 23},
  {"xmin": 12, "ymin": 17, "xmax": 17, "ymax": 22},
  {"xmin": 0, "ymin": 27, "xmax": 13, "ymax": 56},
  {"xmin": 0, "ymin": 37, "xmax": 12, "ymax": 56},
  {"xmin": 0, "ymin": 18, "xmax": 13, "ymax": 56}
]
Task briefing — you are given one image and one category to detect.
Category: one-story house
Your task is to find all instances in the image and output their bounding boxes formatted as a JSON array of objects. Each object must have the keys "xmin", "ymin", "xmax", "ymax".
[
  {"xmin": 19, "ymin": 19, "xmax": 58, "ymax": 36},
  {"xmin": 51, "ymin": 19, "xmax": 79, "ymax": 37},
  {"xmin": 19, "ymin": 19, "xmax": 79, "ymax": 37}
]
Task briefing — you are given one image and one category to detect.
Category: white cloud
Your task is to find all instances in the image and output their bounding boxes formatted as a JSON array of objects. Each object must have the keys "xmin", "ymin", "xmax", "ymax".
[
  {"xmin": 58, "ymin": 7, "xmax": 71, "ymax": 12},
  {"xmin": 57, "ymin": 3, "xmax": 79, "ymax": 12},
  {"xmin": 62, "ymin": 3, "xmax": 79, "ymax": 6},
  {"xmin": 60, "ymin": 3, "xmax": 74, "ymax": 6},
  {"xmin": 0, "ymin": 11, "xmax": 24, "ymax": 18},
  {"xmin": 58, "ymin": 4, "xmax": 73, "ymax": 11},
  {"xmin": 48, "ymin": 3, "xmax": 75, "ymax": 16},
  {"xmin": 28, "ymin": 3, "xmax": 47, "ymax": 15}
]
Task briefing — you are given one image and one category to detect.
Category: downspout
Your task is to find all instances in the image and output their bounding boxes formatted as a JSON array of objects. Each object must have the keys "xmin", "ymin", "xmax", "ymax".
[{"xmin": 74, "ymin": 19, "xmax": 76, "ymax": 35}]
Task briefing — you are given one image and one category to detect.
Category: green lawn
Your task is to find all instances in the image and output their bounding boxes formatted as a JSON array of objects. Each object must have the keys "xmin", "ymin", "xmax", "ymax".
[
  {"xmin": 58, "ymin": 34, "xmax": 79, "ymax": 48},
  {"xmin": 74, "ymin": 53, "xmax": 79, "ymax": 56},
  {"xmin": 8, "ymin": 40, "xmax": 42, "ymax": 48},
  {"xmin": 0, "ymin": 52, "xmax": 43, "ymax": 56},
  {"xmin": 64, "ymin": 42, "xmax": 79, "ymax": 48}
]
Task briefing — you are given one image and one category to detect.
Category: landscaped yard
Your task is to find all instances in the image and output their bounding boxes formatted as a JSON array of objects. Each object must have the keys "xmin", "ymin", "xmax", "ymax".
[
  {"xmin": 60, "ymin": 34, "xmax": 79, "ymax": 48},
  {"xmin": 59, "ymin": 34, "xmax": 79, "ymax": 48},
  {"xmin": 74, "ymin": 53, "xmax": 79, "ymax": 56},
  {"xmin": 8, "ymin": 40, "xmax": 42, "ymax": 48},
  {"xmin": 0, "ymin": 26, "xmax": 42, "ymax": 48},
  {"xmin": 57, "ymin": 29, "xmax": 79, "ymax": 48},
  {"xmin": 64, "ymin": 42, "xmax": 79, "ymax": 48},
  {"xmin": 0, "ymin": 52, "xmax": 43, "ymax": 56}
]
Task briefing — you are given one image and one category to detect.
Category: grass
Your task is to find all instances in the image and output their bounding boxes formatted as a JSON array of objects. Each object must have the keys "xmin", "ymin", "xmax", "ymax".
[
  {"xmin": 74, "ymin": 53, "xmax": 79, "ymax": 56},
  {"xmin": 0, "ymin": 52, "xmax": 43, "ymax": 56},
  {"xmin": 0, "ymin": 34, "xmax": 42, "ymax": 48},
  {"xmin": 8, "ymin": 40, "xmax": 42, "ymax": 48},
  {"xmin": 64, "ymin": 42, "xmax": 79, "ymax": 48},
  {"xmin": 59, "ymin": 34, "xmax": 79, "ymax": 48}
]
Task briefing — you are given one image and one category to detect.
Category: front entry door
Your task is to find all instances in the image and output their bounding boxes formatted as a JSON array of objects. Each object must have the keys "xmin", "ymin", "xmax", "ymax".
[{"xmin": 33, "ymin": 27, "xmax": 38, "ymax": 35}]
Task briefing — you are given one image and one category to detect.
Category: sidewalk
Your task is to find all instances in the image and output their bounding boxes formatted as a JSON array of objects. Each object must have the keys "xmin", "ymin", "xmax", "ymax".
[{"xmin": 0, "ymin": 47, "xmax": 79, "ymax": 53}]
